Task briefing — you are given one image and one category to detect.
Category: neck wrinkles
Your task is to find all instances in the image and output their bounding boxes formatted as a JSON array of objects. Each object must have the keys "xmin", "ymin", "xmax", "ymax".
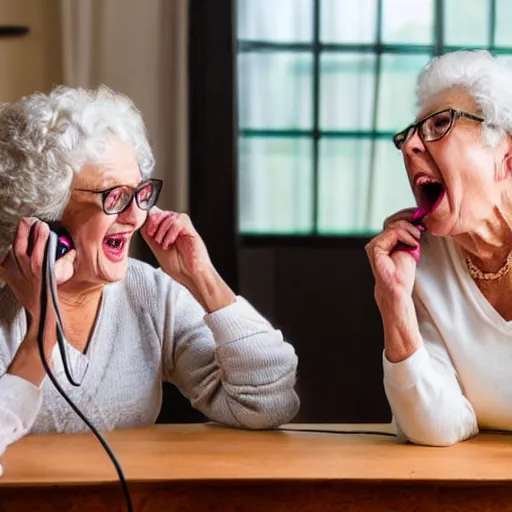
[{"xmin": 453, "ymin": 205, "xmax": 512, "ymax": 273}]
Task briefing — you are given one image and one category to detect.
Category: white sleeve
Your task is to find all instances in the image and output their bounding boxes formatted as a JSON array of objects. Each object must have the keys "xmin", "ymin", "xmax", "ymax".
[
  {"xmin": 383, "ymin": 298, "xmax": 478, "ymax": 446},
  {"xmin": 0, "ymin": 372, "xmax": 43, "ymax": 455}
]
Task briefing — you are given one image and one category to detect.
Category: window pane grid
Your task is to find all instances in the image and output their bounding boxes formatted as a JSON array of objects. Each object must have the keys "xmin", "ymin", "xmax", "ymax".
[
  {"xmin": 237, "ymin": 0, "xmax": 510, "ymax": 235},
  {"xmin": 239, "ymin": 130, "xmax": 397, "ymax": 138},
  {"xmin": 311, "ymin": 0, "xmax": 321, "ymax": 236},
  {"xmin": 239, "ymin": 43, "xmax": 512, "ymax": 52}
]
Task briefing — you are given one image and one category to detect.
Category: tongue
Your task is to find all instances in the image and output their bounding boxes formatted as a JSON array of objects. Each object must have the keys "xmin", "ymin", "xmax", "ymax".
[{"xmin": 415, "ymin": 186, "xmax": 445, "ymax": 224}]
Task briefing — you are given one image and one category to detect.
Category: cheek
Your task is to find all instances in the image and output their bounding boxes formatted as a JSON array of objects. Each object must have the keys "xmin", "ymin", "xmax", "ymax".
[
  {"xmin": 403, "ymin": 157, "xmax": 414, "ymax": 186},
  {"xmin": 74, "ymin": 216, "xmax": 114, "ymax": 247},
  {"xmin": 433, "ymin": 140, "xmax": 482, "ymax": 185},
  {"xmin": 451, "ymin": 151, "xmax": 499, "ymax": 212},
  {"xmin": 461, "ymin": 149, "xmax": 496, "ymax": 185}
]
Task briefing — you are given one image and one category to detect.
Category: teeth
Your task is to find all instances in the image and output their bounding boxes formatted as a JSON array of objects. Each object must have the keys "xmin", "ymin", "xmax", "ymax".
[
  {"xmin": 416, "ymin": 175, "xmax": 440, "ymax": 187},
  {"xmin": 104, "ymin": 232, "xmax": 130, "ymax": 251},
  {"xmin": 105, "ymin": 237, "xmax": 125, "ymax": 249}
]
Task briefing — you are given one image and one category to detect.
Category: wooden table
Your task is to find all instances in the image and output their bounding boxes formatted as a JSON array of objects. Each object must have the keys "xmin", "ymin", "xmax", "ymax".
[{"xmin": 1, "ymin": 423, "xmax": 512, "ymax": 511}]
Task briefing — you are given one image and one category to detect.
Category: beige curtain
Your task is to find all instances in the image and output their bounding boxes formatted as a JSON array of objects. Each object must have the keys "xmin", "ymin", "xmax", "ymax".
[{"xmin": 60, "ymin": 0, "xmax": 189, "ymax": 228}]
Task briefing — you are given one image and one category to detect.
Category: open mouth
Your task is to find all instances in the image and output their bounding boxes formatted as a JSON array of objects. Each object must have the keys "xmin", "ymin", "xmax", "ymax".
[
  {"xmin": 102, "ymin": 233, "xmax": 128, "ymax": 260},
  {"xmin": 415, "ymin": 176, "xmax": 445, "ymax": 215}
]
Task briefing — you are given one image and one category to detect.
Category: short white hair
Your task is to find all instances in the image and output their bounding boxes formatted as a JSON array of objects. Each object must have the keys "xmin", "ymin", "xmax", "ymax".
[
  {"xmin": 0, "ymin": 85, "xmax": 154, "ymax": 260},
  {"xmin": 416, "ymin": 50, "xmax": 512, "ymax": 145}
]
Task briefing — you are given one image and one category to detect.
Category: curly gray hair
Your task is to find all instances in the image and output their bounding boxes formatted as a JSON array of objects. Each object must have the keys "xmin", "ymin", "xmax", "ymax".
[
  {"xmin": 417, "ymin": 50, "xmax": 512, "ymax": 147},
  {"xmin": 0, "ymin": 85, "xmax": 154, "ymax": 261}
]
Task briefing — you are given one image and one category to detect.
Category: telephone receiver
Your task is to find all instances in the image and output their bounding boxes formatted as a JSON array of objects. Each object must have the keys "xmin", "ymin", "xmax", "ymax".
[{"xmin": 27, "ymin": 221, "xmax": 74, "ymax": 260}]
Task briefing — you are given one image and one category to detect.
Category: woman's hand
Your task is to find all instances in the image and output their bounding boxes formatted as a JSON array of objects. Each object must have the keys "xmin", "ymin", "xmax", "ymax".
[
  {"xmin": 366, "ymin": 210, "xmax": 425, "ymax": 362},
  {"xmin": 0, "ymin": 218, "xmax": 76, "ymax": 324},
  {"xmin": 141, "ymin": 208, "xmax": 213, "ymax": 285},
  {"xmin": 141, "ymin": 208, "xmax": 235, "ymax": 312},
  {"xmin": 383, "ymin": 207, "xmax": 419, "ymax": 230},
  {"xmin": 1, "ymin": 218, "xmax": 76, "ymax": 384},
  {"xmin": 365, "ymin": 212, "xmax": 423, "ymax": 310}
]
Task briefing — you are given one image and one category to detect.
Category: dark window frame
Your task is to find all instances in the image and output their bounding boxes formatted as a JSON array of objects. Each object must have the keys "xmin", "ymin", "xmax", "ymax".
[
  {"xmin": 188, "ymin": 0, "xmax": 510, "ymax": 274},
  {"xmin": 236, "ymin": 0, "xmax": 507, "ymax": 237}
]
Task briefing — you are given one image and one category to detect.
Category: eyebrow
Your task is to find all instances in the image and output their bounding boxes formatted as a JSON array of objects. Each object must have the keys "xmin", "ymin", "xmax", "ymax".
[
  {"xmin": 98, "ymin": 176, "xmax": 142, "ymax": 190},
  {"xmin": 413, "ymin": 108, "xmax": 450, "ymax": 124},
  {"xmin": 97, "ymin": 173, "xmax": 123, "ymax": 189},
  {"xmin": 99, "ymin": 181, "xmax": 122, "ymax": 190},
  {"xmin": 415, "ymin": 109, "xmax": 437, "ymax": 122},
  {"xmin": 74, "ymin": 181, "xmax": 142, "ymax": 194}
]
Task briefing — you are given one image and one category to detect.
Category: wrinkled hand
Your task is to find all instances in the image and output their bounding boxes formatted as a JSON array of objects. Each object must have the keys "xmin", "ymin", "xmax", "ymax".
[
  {"xmin": 365, "ymin": 210, "xmax": 422, "ymax": 309},
  {"xmin": 0, "ymin": 218, "xmax": 76, "ymax": 323},
  {"xmin": 383, "ymin": 207, "xmax": 419, "ymax": 230},
  {"xmin": 141, "ymin": 208, "xmax": 236, "ymax": 312},
  {"xmin": 141, "ymin": 208, "xmax": 214, "ymax": 287}
]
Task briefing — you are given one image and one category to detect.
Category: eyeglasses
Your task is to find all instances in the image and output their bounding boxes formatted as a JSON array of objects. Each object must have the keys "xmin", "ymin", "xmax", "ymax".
[
  {"xmin": 392, "ymin": 108, "xmax": 485, "ymax": 150},
  {"xmin": 74, "ymin": 178, "xmax": 163, "ymax": 215}
]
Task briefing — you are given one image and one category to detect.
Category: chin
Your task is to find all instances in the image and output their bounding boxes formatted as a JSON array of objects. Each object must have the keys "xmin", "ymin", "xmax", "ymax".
[
  {"xmin": 98, "ymin": 258, "xmax": 129, "ymax": 283},
  {"xmin": 425, "ymin": 212, "xmax": 459, "ymax": 237},
  {"xmin": 425, "ymin": 220, "xmax": 452, "ymax": 237},
  {"xmin": 97, "ymin": 241, "xmax": 131, "ymax": 283}
]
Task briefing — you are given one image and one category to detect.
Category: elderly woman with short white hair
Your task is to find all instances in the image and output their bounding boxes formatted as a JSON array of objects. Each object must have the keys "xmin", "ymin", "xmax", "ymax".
[
  {"xmin": 0, "ymin": 86, "xmax": 299, "ymax": 461},
  {"xmin": 366, "ymin": 50, "xmax": 512, "ymax": 446}
]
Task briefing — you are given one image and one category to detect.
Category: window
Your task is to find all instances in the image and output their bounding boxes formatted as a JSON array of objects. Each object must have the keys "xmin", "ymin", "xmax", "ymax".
[{"xmin": 236, "ymin": 0, "xmax": 512, "ymax": 236}]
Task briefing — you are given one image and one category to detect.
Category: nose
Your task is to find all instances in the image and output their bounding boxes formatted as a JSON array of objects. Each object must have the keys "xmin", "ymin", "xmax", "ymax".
[
  {"xmin": 117, "ymin": 196, "xmax": 145, "ymax": 227},
  {"xmin": 402, "ymin": 127, "xmax": 426, "ymax": 156}
]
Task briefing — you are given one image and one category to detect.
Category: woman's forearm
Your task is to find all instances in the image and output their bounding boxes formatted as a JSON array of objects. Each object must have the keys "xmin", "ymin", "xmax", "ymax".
[
  {"xmin": 380, "ymin": 298, "xmax": 478, "ymax": 446},
  {"xmin": 7, "ymin": 322, "xmax": 54, "ymax": 387},
  {"xmin": 384, "ymin": 348, "xmax": 478, "ymax": 446},
  {"xmin": 380, "ymin": 296, "xmax": 423, "ymax": 362}
]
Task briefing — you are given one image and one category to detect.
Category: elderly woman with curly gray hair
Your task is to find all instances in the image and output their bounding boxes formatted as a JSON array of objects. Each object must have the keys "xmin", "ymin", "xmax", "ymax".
[
  {"xmin": 366, "ymin": 50, "xmax": 512, "ymax": 446},
  {"xmin": 0, "ymin": 86, "xmax": 299, "ymax": 467}
]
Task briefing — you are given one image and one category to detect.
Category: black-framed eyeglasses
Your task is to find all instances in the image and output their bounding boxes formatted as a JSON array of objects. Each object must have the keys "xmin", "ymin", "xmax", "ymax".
[
  {"xmin": 74, "ymin": 178, "xmax": 163, "ymax": 215},
  {"xmin": 392, "ymin": 108, "xmax": 485, "ymax": 150}
]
